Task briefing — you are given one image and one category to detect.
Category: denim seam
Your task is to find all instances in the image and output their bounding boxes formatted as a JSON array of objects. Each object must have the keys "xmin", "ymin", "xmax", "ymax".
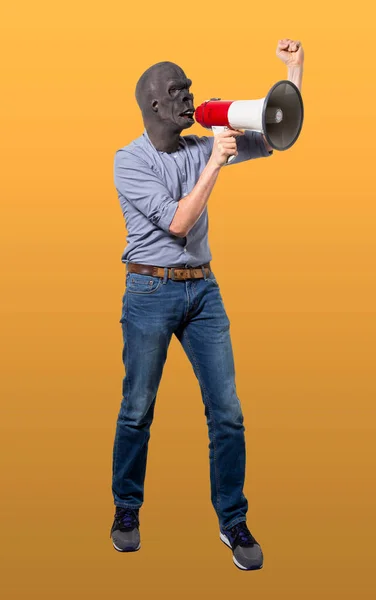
[
  {"xmin": 224, "ymin": 516, "xmax": 247, "ymax": 531},
  {"xmin": 112, "ymin": 427, "xmax": 120, "ymax": 490},
  {"xmin": 113, "ymin": 292, "xmax": 126, "ymax": 482},
  {"xmin": 183, "ymin": 282, "xmax": 190, "ymax": 322},
  {"xmin": 113, "ymin": 290, "xmax": 130, "ymax": 501},
  {"xmin": 184, "ymin": 328, "xmax": 221, "ymax": 515}
]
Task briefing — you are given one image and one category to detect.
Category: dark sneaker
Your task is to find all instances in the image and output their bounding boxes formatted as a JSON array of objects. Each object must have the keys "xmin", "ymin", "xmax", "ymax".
[
  {"xmin": 220, "ymin": 521, "xmax": 263, "ymax": 570},
  {"xmin": 110, "ymin": 507, "xmax": 141, "ymax": 552}
]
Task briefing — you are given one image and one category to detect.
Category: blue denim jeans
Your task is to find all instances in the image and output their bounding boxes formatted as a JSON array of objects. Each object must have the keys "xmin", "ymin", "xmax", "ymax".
[{"xmin": 112, "ymin": 266, "xmax": 248, "ymax": 531}]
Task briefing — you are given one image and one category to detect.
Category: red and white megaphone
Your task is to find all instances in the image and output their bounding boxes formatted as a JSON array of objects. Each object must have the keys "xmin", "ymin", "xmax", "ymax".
[{"xmin": 195, "ymin": 80, "xmax": 304, "ymax": 161}]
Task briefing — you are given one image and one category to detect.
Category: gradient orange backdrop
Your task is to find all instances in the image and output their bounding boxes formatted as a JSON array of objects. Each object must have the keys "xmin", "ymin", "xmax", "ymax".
[{"xmin": 1, "ymin": 1, "xmax": 376, "ymax": 598}]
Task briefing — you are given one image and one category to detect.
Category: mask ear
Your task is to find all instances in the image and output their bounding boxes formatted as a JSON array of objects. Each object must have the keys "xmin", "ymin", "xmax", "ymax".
[{"xmin": 151, "ymin": 99, "xmax": 158, "ymax": 112}]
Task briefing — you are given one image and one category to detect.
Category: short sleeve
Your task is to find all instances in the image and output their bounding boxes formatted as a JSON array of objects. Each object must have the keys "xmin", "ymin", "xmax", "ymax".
[{"xmin": 114, "ymin": 150, "xmax": 179, "ymax": 234}]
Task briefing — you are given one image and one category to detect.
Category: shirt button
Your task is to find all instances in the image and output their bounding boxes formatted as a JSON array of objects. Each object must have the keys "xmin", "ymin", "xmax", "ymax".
[{"xmin": 184, "ymin": 248, "xmax": 187, "ymax": 253}]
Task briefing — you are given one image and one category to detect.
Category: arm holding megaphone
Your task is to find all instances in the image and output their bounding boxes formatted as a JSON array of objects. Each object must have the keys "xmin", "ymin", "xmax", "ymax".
[{"xmin": 169, "ymin": 129, "xmax": 244, "ymax": 237}]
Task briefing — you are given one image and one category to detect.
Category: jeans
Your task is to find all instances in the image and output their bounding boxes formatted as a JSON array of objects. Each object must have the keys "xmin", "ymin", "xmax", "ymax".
[{"xmin": 112, "ymin": 266, "xmax": 248, "ymax": 531}]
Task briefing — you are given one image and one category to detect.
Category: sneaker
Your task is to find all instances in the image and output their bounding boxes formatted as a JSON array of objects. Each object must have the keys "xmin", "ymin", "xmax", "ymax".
[
  {"xmin": 220, "ymin": 521, "xmax": 263, "ymax": 570},
  {"xmin": 110, "ymin": 507, "xmax": 141, "ymax": 552}
]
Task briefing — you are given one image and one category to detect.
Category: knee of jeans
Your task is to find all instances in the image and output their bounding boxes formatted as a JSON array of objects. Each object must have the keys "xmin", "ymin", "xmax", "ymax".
[
  {"xmin": 118, "ymin": 395, "xmax": 155, "ymax": 428},
  {"xmin": 231, "ymin": 402, "xmax": 244, "ymax": 424},
  {"xmin": 217, "ymin": 396, "xmax": 244, "ymax": 427}
]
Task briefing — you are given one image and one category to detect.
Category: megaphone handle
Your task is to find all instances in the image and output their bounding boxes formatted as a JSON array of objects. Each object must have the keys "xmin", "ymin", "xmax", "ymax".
[{"xmin": 211, "ymin": 125, "xmax": 236, "ymax": 164}]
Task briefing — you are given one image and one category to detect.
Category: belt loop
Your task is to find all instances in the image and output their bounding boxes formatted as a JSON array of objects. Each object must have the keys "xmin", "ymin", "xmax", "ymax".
[
  {"xmin": 201, "ymin": 265, "xmax": 207, "ymax": 280},
  {"xmin": 163, "ymin": 267, "xmax": 168, "ymax": 284},
  {"xmin": 125, "ymin": 261, "xmax": 129, "ymax": 275}
]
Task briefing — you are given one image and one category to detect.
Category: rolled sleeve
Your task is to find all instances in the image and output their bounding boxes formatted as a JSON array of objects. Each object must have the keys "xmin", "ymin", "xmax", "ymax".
[{"xmin": 114, "ymin": 150, "xmax": 179, "ymax": 233}]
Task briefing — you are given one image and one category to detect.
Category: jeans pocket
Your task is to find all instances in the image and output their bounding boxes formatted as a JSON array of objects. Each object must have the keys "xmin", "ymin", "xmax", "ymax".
[{"xmin": 126, "ymin": 272, "xmax": 162, "ymax": 294}]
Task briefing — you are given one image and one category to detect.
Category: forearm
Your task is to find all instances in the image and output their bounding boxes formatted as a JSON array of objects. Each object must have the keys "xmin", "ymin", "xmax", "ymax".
[
  {"xmin": 287, "ymin": 65, "xmax": 303, "ymax": 91},
  {"xmin": 169, "ymin": 159, "xmax": 221, "ymax": 237}
]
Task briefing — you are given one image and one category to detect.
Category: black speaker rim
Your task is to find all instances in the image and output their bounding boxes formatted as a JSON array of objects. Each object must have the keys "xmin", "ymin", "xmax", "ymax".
[{"xmin": 262, "ymin": 79, "xmax": 304, "ymax": 151}]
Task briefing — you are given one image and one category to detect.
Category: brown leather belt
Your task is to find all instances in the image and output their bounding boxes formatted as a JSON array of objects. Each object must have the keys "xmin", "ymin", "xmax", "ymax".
[{"xmin": 127, "ymin": 262, "xmax": 211, "ymax": 281}]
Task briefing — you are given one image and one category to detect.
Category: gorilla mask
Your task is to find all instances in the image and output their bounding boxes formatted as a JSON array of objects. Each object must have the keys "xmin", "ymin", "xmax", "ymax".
[{"xmin": 135, "ymin": 62, "xmax": 195, "ymax": 152}]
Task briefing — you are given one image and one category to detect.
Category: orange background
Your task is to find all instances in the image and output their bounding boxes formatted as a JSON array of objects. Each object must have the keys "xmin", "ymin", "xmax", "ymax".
[{"xmin": 1, "ymin": 1, "xmax": 376, "ymax": 598}]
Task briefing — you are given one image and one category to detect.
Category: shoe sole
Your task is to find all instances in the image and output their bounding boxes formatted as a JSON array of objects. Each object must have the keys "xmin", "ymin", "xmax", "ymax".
[
  {"xmin": 112, "ymin": 541, "xmax": 141, "ymax": 552},
  {"xmin": 220, "ymin": 532, "xmax": 263, "ymax": 571}
]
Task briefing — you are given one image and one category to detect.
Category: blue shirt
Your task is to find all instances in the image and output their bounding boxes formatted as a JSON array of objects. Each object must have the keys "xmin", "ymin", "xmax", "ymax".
[{"xmin": 114, "ymin": 128, "xmax": 273, "ymax": 268}]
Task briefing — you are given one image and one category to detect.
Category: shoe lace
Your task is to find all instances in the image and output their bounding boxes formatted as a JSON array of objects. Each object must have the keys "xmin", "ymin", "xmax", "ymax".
[
  {"xmin": 115, "ymin": 507, "xmax": 139, "ymax": 531},
  {"xmin": 229, "ymin": 522, "xmax": 257, "ymax": 547}
]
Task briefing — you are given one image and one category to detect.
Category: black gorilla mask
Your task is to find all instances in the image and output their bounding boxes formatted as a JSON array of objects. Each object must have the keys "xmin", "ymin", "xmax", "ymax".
[{"xmin": 135, "ymin": 62, "xmax": 195, "ymax": 153}]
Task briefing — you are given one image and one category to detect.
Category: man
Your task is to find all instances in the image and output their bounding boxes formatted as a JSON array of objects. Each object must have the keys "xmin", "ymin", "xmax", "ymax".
[{"xmin": 110, "ymin": 39, "xmax": 304, "ymax": 570}]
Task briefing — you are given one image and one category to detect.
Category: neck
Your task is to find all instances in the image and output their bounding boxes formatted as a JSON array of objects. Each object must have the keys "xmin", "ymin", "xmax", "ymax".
[{"xmin": 145, "ymin": 121, "xmax": 182, "ymax": 153}]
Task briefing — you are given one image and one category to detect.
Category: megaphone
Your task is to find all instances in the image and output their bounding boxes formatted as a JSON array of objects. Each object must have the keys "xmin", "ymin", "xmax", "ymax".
[{"xmin": 195, "ymin": 80, "xmax": 304, "ymax": 161}]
